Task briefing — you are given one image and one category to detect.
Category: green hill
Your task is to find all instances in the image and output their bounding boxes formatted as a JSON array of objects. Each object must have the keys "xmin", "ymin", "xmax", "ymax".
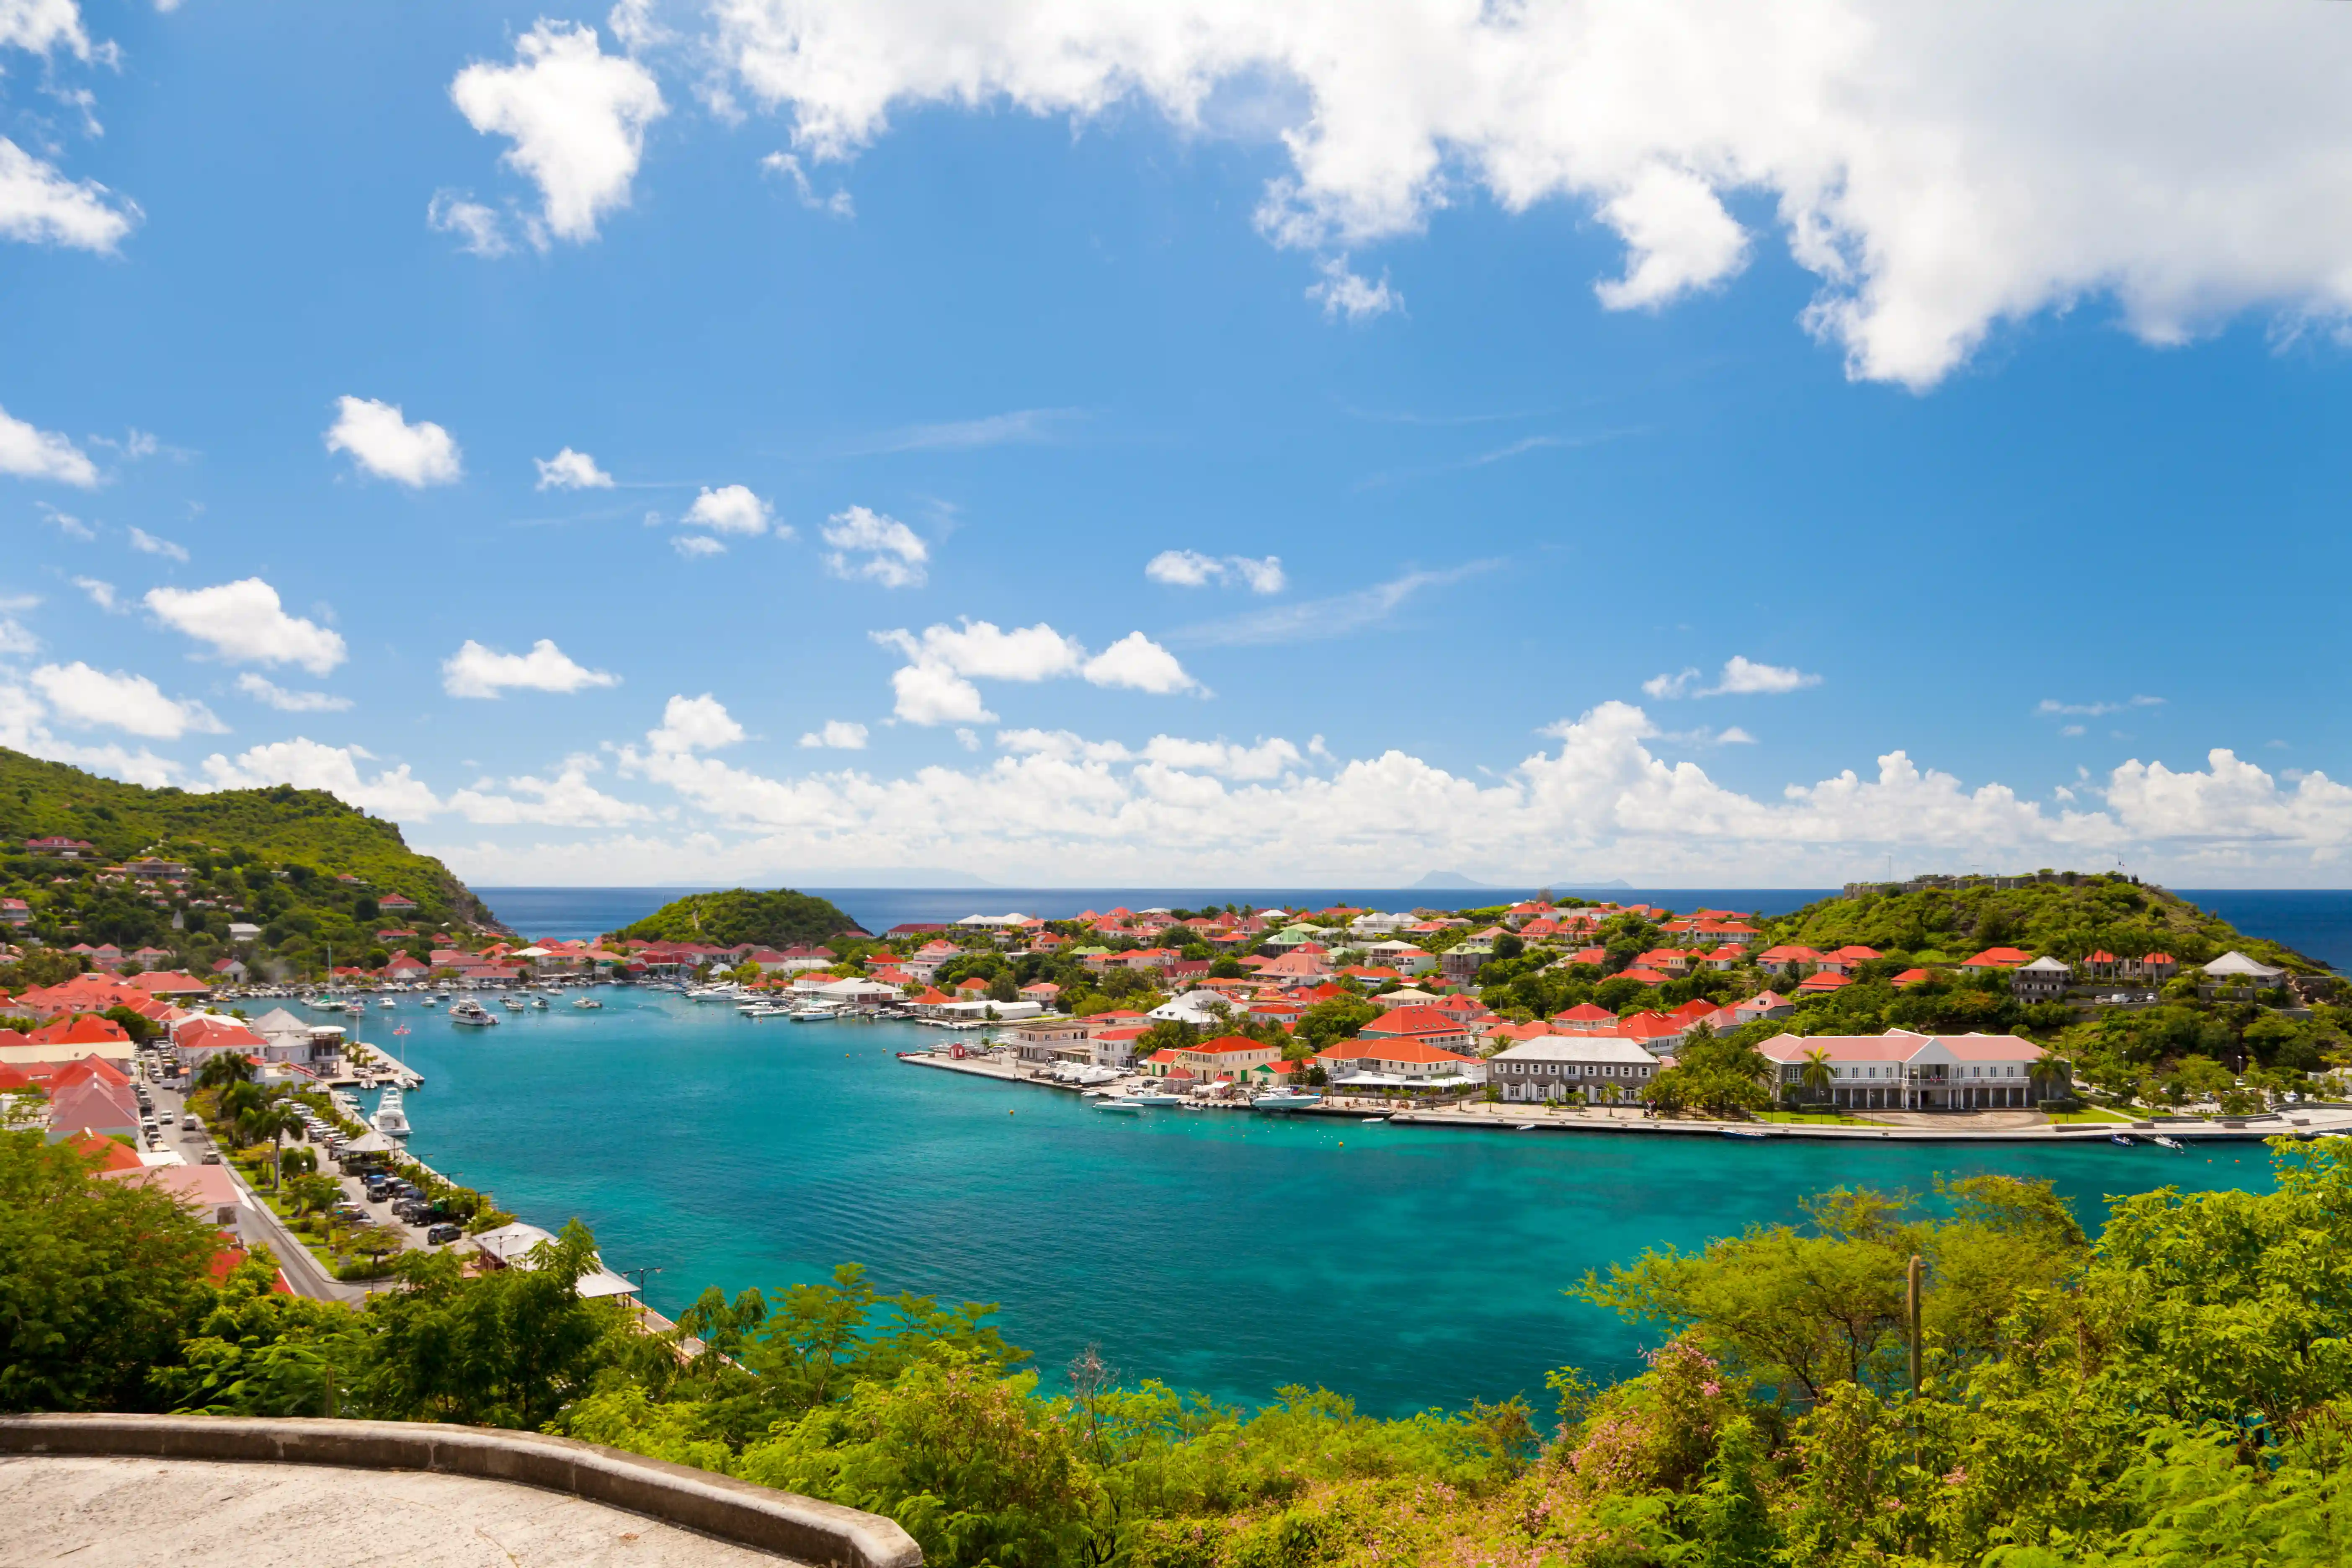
[
  {"xmin": 1761, "ymin": 874, "xmax": 2324, "ymax": 973},
  {"xmin": 0, "ymin": 745, "xmax": 500, "ymax": 976},
  {"xmin": 617, "ymin": 888, "xmax": 866, "ymax": 949}
]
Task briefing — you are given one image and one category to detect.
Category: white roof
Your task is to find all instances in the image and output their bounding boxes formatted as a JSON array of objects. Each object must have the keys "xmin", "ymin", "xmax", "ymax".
[
  {"xmin": 2203, "ymin": 950, "xmax": 2287, "ymax": 980},
  {"xmin": 1491, "ymin": 1035, "xmax": 1660, "ymax": 1066},
  {"xmin": 2018, "ymin": 956, "xmax": 2073, "ymax": 974}
]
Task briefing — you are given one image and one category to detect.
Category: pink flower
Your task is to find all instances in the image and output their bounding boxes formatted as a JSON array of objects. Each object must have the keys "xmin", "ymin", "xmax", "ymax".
[
  {"xmin": 1701, "ymin": 1381, "xmax": 1721, "ymax": 1396},
  {"xmin": 1943, "ymin": 1466, "xmax": 1968, "ymax": 1486}
]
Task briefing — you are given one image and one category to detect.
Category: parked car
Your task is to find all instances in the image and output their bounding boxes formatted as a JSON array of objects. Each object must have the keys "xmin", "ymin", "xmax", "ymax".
[
  {"xmin": 181, "ymin": 1115, "xmax": 199, "ymax": 1130},
  {"xmin": 424, "ymin": 1224, "xmax": 462, "ymax": 1246},
  {"xmin": 200, "ymin": 1150, "xmax": 221, "ymax": 1164}
]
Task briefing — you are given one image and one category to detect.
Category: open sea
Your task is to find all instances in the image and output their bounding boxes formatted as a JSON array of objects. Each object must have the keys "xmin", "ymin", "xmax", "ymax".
[{"xmin": 380, "ymin": 882, "xmax": 2348, "ymax": 1417}]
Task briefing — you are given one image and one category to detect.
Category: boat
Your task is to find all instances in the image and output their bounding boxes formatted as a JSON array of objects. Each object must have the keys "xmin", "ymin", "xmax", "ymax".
[
  {"xmin": 2154, "ymin": 1135, "xmax": 2187, "ymax": 1150},
  {"xmin": 789, "ymin": 1003, "xmax": 846, "ymax": 1022},
  {"xmin": 378, "ymin": 999, "xmax": 396, "ymax": 1010},
  {"xmin": 1124, "ymin": 1092, "xmax": 1185, "ymax": 1107},
  {"xmin": 372, "ymin": 1086, "xmax": 410, "ymax": 1139},
  {"xmin": 2110, "ymin": 1133, "xmax": 2137, "ymax": 1147},
  {"xmin": 1251, "ymin": 1090, "xmax": 1323, "ymax": 1112},
  {"xmin": 1720, "ymin": 1127, "xmax": 1770, "ymax": 1140},
  {"xmin": 1095, "ymin": 1099, "xmax": 1145, "ymax": 1114},
  {"xmin": 501, "ymin": 997, "xmax": 526, "ymax": 1011},
  {"xmin": 685, "ymin": 984, "xmax": 741, "ymax": 1003},
  {"xmin": 1359, "ymin": 1115, "xmax": 1388, "ymax": 1124},
  {"xmin": 531, "ymin": 996, "xmax": 548, "ymax": 1010},
  {"xmin": 1516, "ymin": 1122, "xmax": 1540, "ymax": 1131},
  {"xmin": 449, "ymin": 999, "xmax": 500, "ymax": 1027},
  {"xmin": 573, "ymin": 997, "xmax": 602, "ymax": 1010}
]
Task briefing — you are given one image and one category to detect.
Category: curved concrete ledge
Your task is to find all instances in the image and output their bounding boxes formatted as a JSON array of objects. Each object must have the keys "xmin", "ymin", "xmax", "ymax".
[{"xmin": 0, "ymin": 1414, "xmax": 921, "ymax": 1568}]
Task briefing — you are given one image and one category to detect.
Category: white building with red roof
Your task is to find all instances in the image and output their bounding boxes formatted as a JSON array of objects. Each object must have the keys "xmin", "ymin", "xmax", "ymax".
[
  {"xmin": 1757, "ymin": 1030, "xmax": 2060, "ymax": 1111},
  {"xmin": 1314, "ymin": 1037, "xmax": 1485, "ymax": 1089}
]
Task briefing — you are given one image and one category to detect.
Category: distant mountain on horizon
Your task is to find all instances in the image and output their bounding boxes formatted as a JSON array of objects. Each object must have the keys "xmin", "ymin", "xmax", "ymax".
[
  {"xmin": 797, "ymin": 868, "xmax": 1000, "ymax": 889},
  {"xmin": 1409, "ymin": 870, "xmax": 1634, "ymax": 892}
]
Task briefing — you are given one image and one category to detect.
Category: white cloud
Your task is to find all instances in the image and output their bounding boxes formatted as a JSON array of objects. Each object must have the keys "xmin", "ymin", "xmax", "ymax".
[
  {"xmin": 127, "ymin": 525, "xmax": 187, "ymax": 562},
  {"xmin": 0, "ymin": 138, "xmax": 137, "ymax": 254},
  {"xmin": 200, "ymin": 739, "xmax": 443, "ymax": 820},
  {"xmin": 427, "ymin": 190, "xmax": 513, "ymax": 256},
  {"xmin": 1645, "ymin": 656, "xmax": 1821, "ymax": 699},
  {"xmin": 235, "ymin": 673, "xmax": 352, "ymax": 714},
  {"xmin": 1145, "ymin": 550, "xmax": 1285, "ymax": 593},
  {"xmin": 447, "ymin": 757, "xmax": 651, "ymax": 826},
  {"xmin": 821, "ymin": 504, "xmax": 926, "ymax": 587},
  {"xmin": 1178, "ymin": 562, "xmax": 1487, "ymax": 645},
  {"xmin": 69, "ymin": 576, "xmax": 113, "ymax": 612},
  {"xmin": 536, "ymin": 446, "xmax": 614, "ymax": 489},
  {"xmin": 761, "ymin": 150, "xmax": 854, "ymax": 217},
  {"xmin": 1081, "ymin": 631, "xmax": 1201, "ymax": 695},
  {"xmin": 441, "ymin": 637, "xmax": 620, "ymax": 699},
  {"xmin": 0, "ymin": 617, "xmax": 37, "ymax": 655},
  {"xmin": 887, "ymin": 662, "xmax": 995, "ymax": 726},
  {"xmin": 325, "ymin": 396, "xmax": 462, "ymax": 487},
  {"xmin": 145, "ymin": 578, "xmax": 347, "ymax": 674},
  {"xmin": 1305, "ymin": 256, "xmax": 1398, "ymax": 322},
  {"xmin": 707, "ymin": 0, "xmax": 2352, "ymax": 388},
  {"xmin": 673, "ymin": 534, "xmax": 726, "ymax": 558},
  {"xmin": 683, "ymin": 484, "xmax": 774, "ymax": 535},
  {"xmin": 0, "ymin": 0, "xmax": 90, "ymax": 56},
  {"xmin": 799, "ymin": 720, "xmax": 870, "ymax": 749},
  {"xmin": 0, "ymin": 401, "xmax": 98, "ymax": 485},
  {"xmin": 30, "ymin": 661, "xmax": 224, "ymax": 739},
  {"xmin": 449, "ymin": 21, "xmax": 665, "ymax": 244},
  {"xmin": 39, "ymin": 503, "xmax": 93, "ymax": 539},
  {"xmin": 861, "ymin": 407, "xmax": 1082, "ymax": 453},
  {"xmin": 875, "ymin": 619, "xmax": 1086, "ymax": 684},
  {"xmin": 648, "ymin": 693, "xmax": 745, "ymax": 753},
  {"xmin": 2038, "ymin": 695, "xmax": 2165, "ymax": 717}
]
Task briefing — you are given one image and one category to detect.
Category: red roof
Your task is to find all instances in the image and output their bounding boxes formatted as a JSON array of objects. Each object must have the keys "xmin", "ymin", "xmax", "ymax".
[
  {"xmin": 1962, "ymin": 946, "xmax": 2035, "ymax": 968},
  {"xmin": 1890, "ymin": 967, "xmax": 1934, "ymax": 988},
  {"xmin": 1798, "ymin": 971, "xmax": 1853, "ymax": 992},
  {"xmin": 1554, "ymin": 1002, "xmax": 1616, "ymax": 1023},
  {"xmin": 1361, "ymin": 1006, "xmax": 1468, "ymax": 1037},
  {"xmin": 1616, "ymin": 967, "xmax": 1670, "ymax": 985},
  {"xmin": 30, "ymin": 1013, "xmax": 131, "ymax": 1046},
  {"xmin": 1183, "ymin": 1036, "xmax": 1276, "ymax": 1057}
]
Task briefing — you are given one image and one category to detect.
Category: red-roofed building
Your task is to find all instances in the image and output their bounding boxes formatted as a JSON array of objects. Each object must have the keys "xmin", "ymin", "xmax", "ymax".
[
  {"xmin": 2132, "ymin": 952, "xmax": 2178, "ymax": 980},
  {"xmin": 1569, "ymin": 946, "xmax": 1609, "ymax": 967},
  {"xmin": 1358, "ymin": 1005, "xmax": 1473, "ymax": 1054},
  {"xmin": 1961, "ymin": 947, "xmax": 2035, "ymax": 971},
  {"xmin": 24, "ymin": 836, "xmax": 95, "ymax": 857},
  {"xmin": 1798, "ymin": 971, "xmax": 1853, "ymax": 994},
  {"xmin": 1553, "ymin": 1002, "xmax": 1617, "ymax": 1033},
  {"xmin": 1615, "ymin": 966, "xmax": 1671, "ymax": 986},
  {"xmin": 1760, "ymin": 1030, "xmax": 2061, "ymax": 1111},
  {"xmin": 1757, "ymin": 944, "xmax": 1822, "ymax": 975},
  {"xmin": 31, "ymin": 1013, "xmax": 131, "ymax": 1048},
  {"xmin": 1890, "ymin": 968, "xmax": 1935, "ymax": 989},
  {"xmin": 1315, "ymin": 1037, "xmax": 1484, "ymax": 1087},
  {"xmin": 1172, "ymin": 1035, "xmax": 1282, "ymax": 1081}
]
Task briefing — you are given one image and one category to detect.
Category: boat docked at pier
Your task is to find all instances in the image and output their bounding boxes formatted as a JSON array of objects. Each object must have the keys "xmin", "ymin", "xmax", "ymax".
[
  {"xmin": 372, "ymin": 1086, "xmax": 411, "ymax": 1138},
  {"xmin": 1251, "ymin": 1090, "xmax": 1323, "ymax": 1112}
]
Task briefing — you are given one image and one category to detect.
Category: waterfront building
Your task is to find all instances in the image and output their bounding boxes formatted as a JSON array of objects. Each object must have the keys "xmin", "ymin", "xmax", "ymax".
[
  {"xmin": 1313, "ymin": 1039, "xmax": 1484, "ymax": 1091},
  {"xmin": 1171, "ymin": 1034, "xmax": 1283, "ymax": 1081},
  {"xmin": 1357, "ymin": 1005, "xmax": 1474, "ymax": 1054},
  {"xmin": 1758, "ymin": 1031, "xmax": 2060, "ymax": 1110},
  {"xmin": 1488, "ymin": 1035, "xmax": 1659, "ymax": 1102}
]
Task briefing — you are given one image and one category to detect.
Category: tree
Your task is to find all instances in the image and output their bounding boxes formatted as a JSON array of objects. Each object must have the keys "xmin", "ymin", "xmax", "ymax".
[
  {"xmin": 196, "ymin": 1051, "xmax": 255, "ymax": 1090},
  {"xmin": 0, "ymin": 1129, "xmax": 219, "ymax": 1411},
  {"xmin": 1799, "ymin": 1047, "xmax": 1835, "ymax": 1105}
]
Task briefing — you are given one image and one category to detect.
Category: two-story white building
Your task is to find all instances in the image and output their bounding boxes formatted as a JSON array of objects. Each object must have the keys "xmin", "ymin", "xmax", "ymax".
[{"xmin": 1757, "ymin": 1030, "xmax": 2061, "ymax": 1111}]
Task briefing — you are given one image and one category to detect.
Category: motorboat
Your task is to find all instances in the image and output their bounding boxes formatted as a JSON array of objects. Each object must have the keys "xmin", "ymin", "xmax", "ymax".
[
  {"xmin": 572, "ymin": 997, "xmax": 602, "ymax": 1010},
  {"xmin": 1516, "ymin": 1122, "xmax": 1540, "ymax": 1131},
  {"xmin": 789, "ymin": 1003, "xmax": 846, "ymax": 1022},
  {"xmin": 378, "ymin": 999, "xmax": 396, "ymax": 1010},
  {"xmin": 1251, "ymin": 1090, "xmax": 1323, "ymax": 1112},
  {"xmin": 685, "ymin": 984, "xmax": 741, "ymax": 1003},
  {"xmin": 372, "ymin": 1086, "xmax": 410, "ymax": 1139},
  {"xmin": 1720, "ymin": 1127, "xmax": 1769, "ymax": 1140},
  {"xmin": 501, "ymin": 997, "xmax": 526, "ymax": 1011},
  {"xmin": 531, "ymin": 996, "xmax": 548, "ymax": 1009},
  {"xmin": 741, "ymin": 1003, "xmax": 794, "ymax": 1019},
  {"xmin": 449, "ymin": 999, "xmax": 499, "ymax": 1027},
  {"xmin": 1095, "ymin": 1099, "xmax": 1145, "ymax": 1114},
  {"xmin": 2153, "ymin": 1135, "xmax": 2186, "ymax": 1150},
  {"xmin": 2110, "ymin": 1133, "xmax": 2137, "ymax": 1147},
  {"xmin": 1124, "ymin": 1091, "xmax": 1185, "ymax": 1107}
]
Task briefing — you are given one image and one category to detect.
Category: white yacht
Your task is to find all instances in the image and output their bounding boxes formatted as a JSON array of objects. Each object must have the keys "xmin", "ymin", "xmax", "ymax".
[
  {"xmin": 449, "ymin": 998, "xmax": 499, "ymax": 1027},
  {"xmin": 531, "ymin": 996, "xmax": 549, "ymax": 1010},
  {"xmin": 1124, "ymin": 1091, "xmax": 1185, "ymax": 1107},
  {"xmin": 373, "ymin": 1086, "xmax": 411, "ymax": 1139},
  {"xmin": 377, "ymin": 998, "xmax": 397, "ymax": 1010},
  {"xmin": 501, "ymin": 996, "xmax": 526, "ymax": 1011},
  {"xmin": 1251, "ymin": 1090, "xmax": 1323, "ymax": 1112},
  {"xmin": 685, "ymin": 984, "xmax": 741, "ymax": 1003},
  {"xmin": 572, "ymin": 996, "xmax": 602, "ymax": 1010}
]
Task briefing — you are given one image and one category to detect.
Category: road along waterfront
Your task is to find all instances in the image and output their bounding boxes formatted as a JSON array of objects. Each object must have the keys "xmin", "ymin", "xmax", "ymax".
[{"xmin": 388, "ymin": 989, "xmax": 2289, "ymax": 1418}]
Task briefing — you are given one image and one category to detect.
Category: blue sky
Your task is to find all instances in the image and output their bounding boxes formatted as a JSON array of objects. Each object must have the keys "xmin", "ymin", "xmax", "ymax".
[{"xmin": 6, "ymin": 0, "xmax": 2352, "ymax": 887}]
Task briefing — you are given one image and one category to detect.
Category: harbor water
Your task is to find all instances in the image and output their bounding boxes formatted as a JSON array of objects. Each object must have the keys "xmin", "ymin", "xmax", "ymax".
[{"xmin": 382, "ymin": 988, "xmax": 2285, "ymax": 1419}]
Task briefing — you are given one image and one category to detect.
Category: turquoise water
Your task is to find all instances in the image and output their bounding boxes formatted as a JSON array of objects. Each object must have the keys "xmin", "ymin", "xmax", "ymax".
[{"xmin": 382, "ymin": 993, "xmax": 2281, "ymax": 1418}]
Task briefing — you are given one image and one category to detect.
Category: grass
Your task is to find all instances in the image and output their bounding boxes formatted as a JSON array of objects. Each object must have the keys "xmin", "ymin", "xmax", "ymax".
[
  {"xmin": 1759, "ymin": 1109, "xmax": 1881, "ymax": 1126},
  {"xmin": 2045, "ymin": 1106, "xmax": 2137, "ymax": 1124}
]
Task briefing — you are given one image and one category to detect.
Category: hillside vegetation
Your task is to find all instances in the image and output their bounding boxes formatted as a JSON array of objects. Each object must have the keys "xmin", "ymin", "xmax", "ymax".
[
  {"xmin": 1761, "ymin": 874, "xmax": 2323, "ymax": 973},
  {"xmin": 0, "ymin": 746, "xmax": 498, "ymax": 978},
  {"xmin": 618, "ymin": 887, "xmax": 865, "ymax": 948}
]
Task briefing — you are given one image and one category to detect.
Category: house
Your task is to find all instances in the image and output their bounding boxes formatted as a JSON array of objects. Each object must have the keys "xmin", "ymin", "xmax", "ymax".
[
  {"xmin": 2130, "ymin": 952, "xmax": 2178, "ymax": 981},
  {"xmin": 2012, "ymin": 955, "xmax": 2074, "ymax": 1001},
  {"xmin": 1019, "ymin": 981, "xmax": 1062, "ymax": 1003},
  {"xmin": 0, "ymin": 898, "xmax": 28, "ymax": 927},
  {"xmin": 378, "ymin": 894, "xmax": 418, "ymax": 912},
  {"xmin": 383, "ymin": 954, "xmax": 431, "ymax": 981},
  {"xmin": 46, "ymin": 1078, "xmax": 141, "ymax": 1139},
  {"xmin": 23, "ymin": 837, "xmax": 96, "ymax": 857},
  {"xmin": 1700, "ymin": 944, "xmax": 1748, "ymax": 971},
  {"xmin": 210, "ymin": 957, "xmax": 250, "ymax": 984},
  {"xmin": 171, "ymin": 1014, "xmax": 271, "ymax": 1073},
  {"xmin": 1616, "ymin": 966, "xmax": 1672, "ymax": 986},
  {"xmin": 1552, "ymin": 1002, "xmax": 1618, "ymax": 1034},
  {"xmin": 1010, "ymin": 1019, "xmax": 1094, "ymax": 1064},
  {"xmin": 129, "ymin": 971, "xmax": 210, "ymax": 998},
  {"xmin": 1488, "ymin": 1035, "xmax": 1659, "ymax": 1102},
  {"xmin": 1757, "ymin": 944, "xmax": 1822, "ymax": 975},
  {"xmin": 1439, "ymin": 942, "xmax": 1493, "ymax": 984},
  {"xmin": 1714, "ymin": 990, "xmax": 1796, "ymax": 1028},
  {"xmin": 1796, "ymin": 971, "xmax": 1852, "ymax": 995},
  {"xmin": 125, "ymin": 858, "xmax": 192, "ymax": 880},
  {"xmin": 1172, "ymin": 1035, "xmax": 1283, "ymax": 1082},
  {"xmin": 1357, "ymin": 1005, "xmax": 1474, "ymax": 1054},
  {"xmin": 1759, "ymin": 1031, "xmax": 2061, "ymax": 1111},
  {"xmin": 1960, "ymin": 946, "xmax": 2035, "ymax": 971},
  {"xmin": 1313, "ymin": 1038, "xmax": 1484, "ymax": 1090},
  {"xmin": 2202, "ymin": 950, "xmax": 2289, "ymax": 991},
  {"xmin": 1890, "ymin": 968, "xmax": 1934, "ymax": 989}
]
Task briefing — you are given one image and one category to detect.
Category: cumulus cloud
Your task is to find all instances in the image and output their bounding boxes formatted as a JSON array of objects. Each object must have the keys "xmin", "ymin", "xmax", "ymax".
[
  {"xmin": 0, "ymin": 138, "xmax": 138, "ymax": 254},
  {"xmin": 235, "ymin": 673, "xmax": 352, "ymax": 714},
  {"xmin": 0, "ymin": 401, "xmax": 98, "ymax": 486},
  {"xmin": 648, "ymin": 693, "xmax": 745, "ymax": 753},
  {"xmin": 30, "ymin": 661, "xmax": 224, "ymax": 739},
  {"xmin": 427, "ymin": 190, "xmax": 512, "ymax": 256},
  {"xmin": 1305, "ymin": 256, "xmax": 1399, "ymax": 322},
  {"xmin": 441, "ymin": 637, "xmax": 621, "ymax": 699},
  {"xmin": 705, "ymin": 0, "xmax": 2352, "ymax": 387},
  {"xmin": 674, "ymin": 534, "xmax": 726, "ymax": 558},
  {"xmin": 0, "ymin": 617, "xmax": 34, "ymax": 655},
  {"xmin": 325, "ymin": 396, "xmax": 462, "ymax": 487},
  {"xmin": 446, "ymin": 756, "xmax": 651, "ymax": 826},
  {"xmin": 200, "ymin": 739, "xmax": 443, "ymax": 819},
  {"xmin": 799, "ymin": 719, "xmax": 869, "ymax": 749},
  {"xmin": 1145, "ymin": 550, "xmax": 1285, "ymax": 593},
  {"xmin": 450, "ymin": 21, "xmax": 665, "ymax": 244},
  {"xmin": 144, "ymin": 578, "xmax": 347, "ymax": 674},
  {"xmin": 535, "ymin": 446, "xmax": 614, "ymax": 489},
  {"xmin": 1081, "ymin": 631, "xmax": 1202, "ymax": 695},
  {"xmin": 821, "ymin": 505, "xmax": 927, "ymax": 587},
  {"xmin": 0, "ymin": 0, "xmax": 91, "ymax": 57},
  {"xmin": 127, "ymin": 525, "xmax": 187, "ymax": 562},
  {"xmin": 683, "ymin": 484, "xmax": 774, "ymax": 536},
  {"xmin": 1645, "ymin": 656, "xmax": 1821, "ymax": 699},
  {"xmin": 69, "ymin": 576, "xmax": 113, "ymax": 612}
]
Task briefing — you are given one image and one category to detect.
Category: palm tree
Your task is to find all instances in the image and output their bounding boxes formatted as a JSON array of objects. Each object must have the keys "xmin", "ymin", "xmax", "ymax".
[
  {"xmin": 197, "ymin": 1051, "xmax": 255, "ymax": 1091},
  {"xmin": 1800, "ymin": 1047, "xmax": 1835, "ymax": 1106}
]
